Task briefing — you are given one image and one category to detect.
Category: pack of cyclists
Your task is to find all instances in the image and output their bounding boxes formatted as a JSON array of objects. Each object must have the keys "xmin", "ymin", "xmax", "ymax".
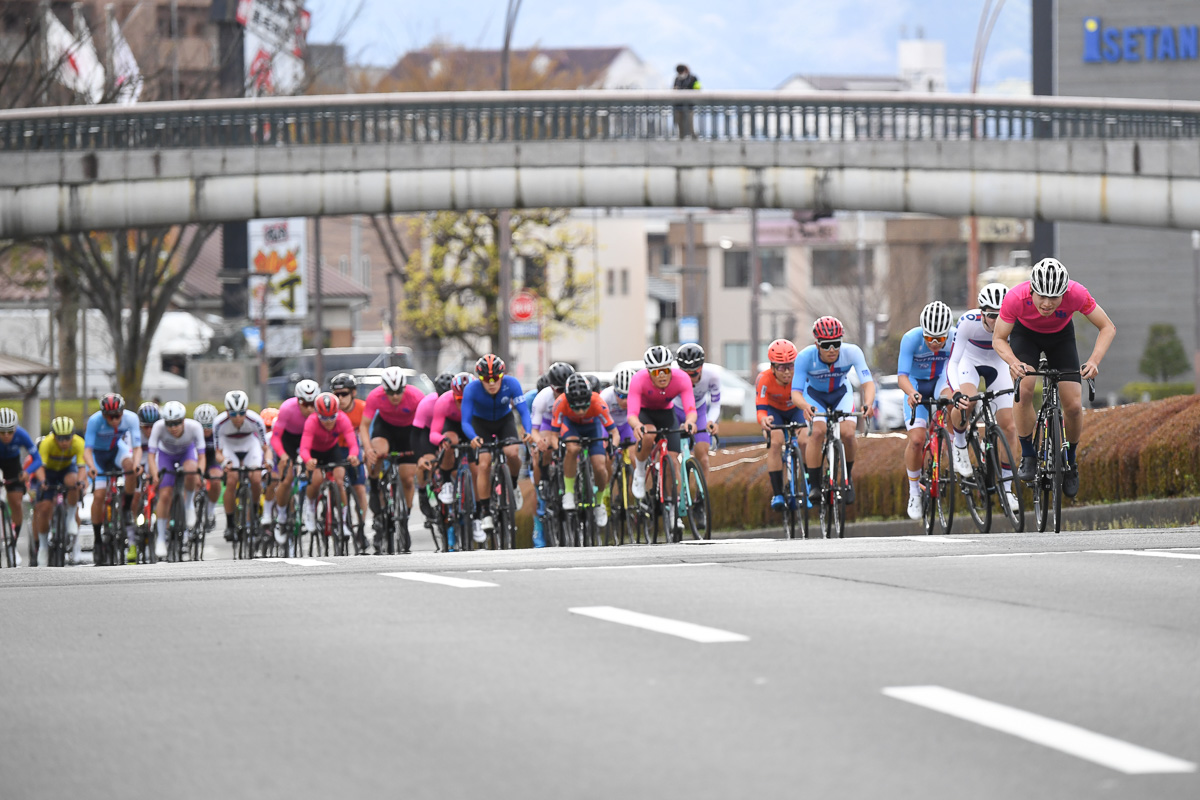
[{"xmin": 0, "ymin": 258, "xmax": 1112, "ymax": 565}]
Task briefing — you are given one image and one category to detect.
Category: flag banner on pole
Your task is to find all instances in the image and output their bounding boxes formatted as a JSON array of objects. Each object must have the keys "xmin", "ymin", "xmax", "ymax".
[{"xmin": 44, "ymin": 9, "xmax": 103, "ymax": 103}]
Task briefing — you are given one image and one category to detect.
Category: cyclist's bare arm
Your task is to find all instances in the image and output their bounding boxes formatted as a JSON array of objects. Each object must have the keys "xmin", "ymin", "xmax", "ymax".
[{"xmin": 1081, "ymin": 305, "xmax": 1117, "ymax": 379}]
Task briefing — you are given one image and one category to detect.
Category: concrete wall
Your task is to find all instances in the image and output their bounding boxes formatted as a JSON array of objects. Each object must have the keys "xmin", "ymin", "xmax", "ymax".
[{"xmin": 1056, "ymin": 0, "xmax": 1200, "ymax": 390}]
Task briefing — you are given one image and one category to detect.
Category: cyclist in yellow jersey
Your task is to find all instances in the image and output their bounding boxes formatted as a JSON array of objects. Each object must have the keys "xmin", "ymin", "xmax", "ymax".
[{"xmin": 30, "ymin": 417, "xmax": 85, "ymax": 566}]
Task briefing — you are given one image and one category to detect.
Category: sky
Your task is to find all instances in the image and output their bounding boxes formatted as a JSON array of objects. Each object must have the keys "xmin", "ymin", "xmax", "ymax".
[{"xmin": 304, "ymin": 0, "xmax": 1032, "ymax": 92}]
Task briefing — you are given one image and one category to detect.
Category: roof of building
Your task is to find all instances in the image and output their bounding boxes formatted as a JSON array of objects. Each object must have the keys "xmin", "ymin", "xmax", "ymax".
[
  {"xmin": 647, "ymin": 276, "xmax": 679, "ymax": 304},
  {"xmin": 777, "ymin": 74, "xmax": 910, "ymax": 92},
  {"xmin": 0, "ymin": 352, "xmax": 56, "ymax": 378}
]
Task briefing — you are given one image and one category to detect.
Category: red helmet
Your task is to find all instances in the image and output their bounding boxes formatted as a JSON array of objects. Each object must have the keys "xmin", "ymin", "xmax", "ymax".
[
  {"xmin": 812, "ymin": 316, "xmax": 844, "ymax": 341},
  {"xmin": 450, "ymin": 372, "xmax": 472, "ymax": 400},
  {"xmin": 767, "ymin": 339, "xmax": 798, "ymax": 364},
  {"xmin": 313, "ymin": 393, "xmax": 339, "ymax": 419},
  {"xmin": 475, "ymin": 354, "xmax": 505, "ymax": 382},
  {"xmin": 100, "ymin": 393, "xmax": 125, "ymax": 417}
]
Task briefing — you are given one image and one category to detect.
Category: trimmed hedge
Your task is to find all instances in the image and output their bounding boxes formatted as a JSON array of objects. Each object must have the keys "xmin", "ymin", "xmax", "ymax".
[{"xmin": 1120, "ymin": 382, "xmax": 1194, "ymax": 402}]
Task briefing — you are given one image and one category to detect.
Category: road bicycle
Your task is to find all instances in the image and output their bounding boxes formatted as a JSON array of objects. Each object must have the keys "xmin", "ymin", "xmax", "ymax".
[
  {"xmin": 450, "ymin": 443, "xmax": 477, "ymax": 551},
  {"xmin": 0, "ymin": 480, "xmax": 20, "ymax": 568},
  {"xmin": 811, "ymin": 409, "xmax": 857, "ymax": 539},
  {"xmin": 537, "ymin": 444, "xmax": 565, "ymax": 547},
  {"xmin": 421, "ymin": 466, "xmax": 454, "ymax": 552},
  {"xmin": 226, "ymin": 465, "xmax": 262, "ymax": 560},
  {"xmin": 1016, "ymin": 358, "xmax": 1096, "ymax": 534},
  {"xmin": 955, "ymin": 388, "xmax": 1024, "ymax": 533},
  {"xmin": 911, "ymin": 398, "xmax": 957, "ymax": 536},
  {"xmin": 678, "ymin": 432, "xmax": 714, "ymax": 541},
  {"xmin": 159, "ymin": 467, "xmax": 201, "ymax": 563},
  {"xmin": 279, "ymin": 463, "xmax": 309, "ymax": 558},
  {"xmin": 41, "ymin": 481, "xmax": 77, "ymax": 568},
  {"xmin": 308, "ymin": 460, "xmax": 357, "ymax": 557},
  {"xmin": 770, "ymin": 421, "xmax": 809, "ymax": 540},
  {"xmin": 373, "ymin": 450, "xmax": 412, "ymax": 555},
  {"xmin": 475, "ymin": 438, "xmax": 521, "ymax": 550},
  {"xmin": 607, "ymin": 440, "xmax": 644, "ymax": 546},
  {"xmin": 340, "ymin": 467, "xmax": 367, "ymax": 555},
  {"xmin": 559, "ymin": 435, "xmax": 608, "ymax": 547},
  {"xmin": 133, "ymin": 469, "xmax": 158, "ymax": 564},
  {"xmin": 639, "ymin": 427, "xmax": 682, "ymax": 544},
  {"xmin": 94, "ymin": 470, "xmax": 131, "ymax": 566}
]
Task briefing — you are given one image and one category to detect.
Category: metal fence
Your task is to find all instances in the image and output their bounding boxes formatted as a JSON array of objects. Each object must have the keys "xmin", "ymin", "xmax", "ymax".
[{"xmin": 3, "ymin": 91, "xmax": 1200, "ymax": 152}]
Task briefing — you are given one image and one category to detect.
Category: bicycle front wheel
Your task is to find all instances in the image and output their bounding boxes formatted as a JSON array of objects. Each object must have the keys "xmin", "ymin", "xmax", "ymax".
[
  {"xmin": 682, "ymin": 459, "xmax": 711, "ymax": 541},
  {"xmin": 1032, "ymin": 416, "xmax": 1051, "ymax": 533},
  {"xmin": 935, "ymin": 432, "xmax": 956, "ymax": 534},
  {"xmin": 495, "ymin": 464, "xmax": 517, "ymax": 550},
  {"xmin": 1050, "ymin": 409, "xmax": 1064, "ymax": 534},
  {"xmin": 658, "ymin": 457, "xmax": 679, "ymax": 543},
  {"xmin": 962, "ymin": 433, "xmax": 992, "ymax": 533},
  {"xmin": 989, "ymin": 425, "xmax": 1024, "ymax": 532}
]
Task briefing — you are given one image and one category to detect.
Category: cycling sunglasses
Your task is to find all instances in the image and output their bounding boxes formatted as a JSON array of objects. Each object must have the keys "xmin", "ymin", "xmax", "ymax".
[
  {"xmin": 649, "ymin": 367, "xmax": 672, "ymax": 377},
  {"xmin": 771, "ymin": 362, "xmax": 795, "ymax": 370},
  {"xmin": 924, "ymin": 335, "xmax": 948, "ymax": 345},
  {"xmin": 334, "ymin": 391, "xmax": 354, "ymax": 399},
  {"xmin": 982, "ymin": 312, "xmax": 1000, "ymax": 320},
  {"xmin": 817, "ymin": 340, "xmax": 842, "ymax": 350}
]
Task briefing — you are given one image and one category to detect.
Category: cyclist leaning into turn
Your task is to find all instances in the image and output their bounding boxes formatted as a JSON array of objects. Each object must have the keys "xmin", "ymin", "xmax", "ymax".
[
  {"xmin": 897, "ymin": 301, "xmax": 957, "ymax": 520},
  {"xmin": 991, "ymin": 257, "xmax": 1116, "ymax": 498},
  {"xmin": 790, "ymin": 317, "xmax": 875, "ymax": 505}
]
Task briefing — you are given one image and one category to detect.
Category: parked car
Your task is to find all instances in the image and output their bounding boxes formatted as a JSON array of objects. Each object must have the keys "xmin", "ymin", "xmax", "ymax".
[
  {"xmin": 873, "ymin": 374, "xmax": 907, "ymax": 431},
  {"xmin": 345, "ymin": 367, "xmax": 434, "ymax": 399},
  {"xmin": 269, "ymin": 346, "xmax": 415, "ymax": 401}
]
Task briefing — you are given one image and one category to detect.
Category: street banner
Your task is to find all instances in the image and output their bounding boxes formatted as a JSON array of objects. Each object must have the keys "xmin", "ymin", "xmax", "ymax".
[
  {"xmin": 109, "ymin": 16, "xmax": 143, "ymax": 105},
  {"xmin": 44, "ymin": 9, "xmax": 103, "ymax": 103},
  {"xmin": 248, "ymin": 218, "xmax": 308, "ymax": 320},
  {"xmin": 237, "ymin": 0, "xmax": 310, "ymax": 96}
]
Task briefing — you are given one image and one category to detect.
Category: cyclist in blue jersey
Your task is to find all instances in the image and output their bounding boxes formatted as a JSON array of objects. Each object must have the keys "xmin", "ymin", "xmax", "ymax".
[
  {"xmin": 790, "ymin": 316, "xmax": 875, "ymax": 504},
  {"xmin": 462, "ymin": 354, "xmax": 534, "ymax": 543},
  {"xmin": 83, "ymin": 393, "xmax": 143, "ymax": 543},
  {"xmin": 0, "ymin": 408, "xmax": 42, "ymax": 565},
  {"xmin": 897, "ymin": 301, "xmax": 960, "ymax": 520}
]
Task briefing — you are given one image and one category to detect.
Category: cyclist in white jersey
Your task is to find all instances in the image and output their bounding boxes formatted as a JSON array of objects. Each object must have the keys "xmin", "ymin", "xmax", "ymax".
[
  {"xmin": 672, "ymin": 344, "xmax": 721, "ymax": 474},
  {"xmin": 147, "ymin": 402, "xmax": 205, "ymax": 556},
  {"xmin": 213, "ymin": 391, "xmax": 268, "ymax": 541},
  {"xmin": 944, "ymin": 283, "xmax": 1021, "ymax": 513}
]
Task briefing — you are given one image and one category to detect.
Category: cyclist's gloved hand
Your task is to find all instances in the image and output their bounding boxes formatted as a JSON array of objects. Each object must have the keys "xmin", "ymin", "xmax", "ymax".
[
  {"xmin": 348, "ymin": 455, "xmax": 360, "ymax": 467},
  {"xmin": 470, "ymin": 437, "xmax": 484, "ymax": 449},
  {"xmin": 304, "ymin": 458, "xmax": 317, "ymax": 472}
]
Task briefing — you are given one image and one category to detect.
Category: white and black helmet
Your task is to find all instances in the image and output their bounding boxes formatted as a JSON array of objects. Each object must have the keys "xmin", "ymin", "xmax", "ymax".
[
  {"xmin": 0, "ymin": 408, "xmax": 18, "ymax": 431},
  {"xmin": 294, "ymin": 379, "xmax": 320, "ymax": 403},
  {"xmin": 224, "ymin": 390, "xmax": 249, "ymax": 414},
  {"xmin": 978, "ymin": 282, "xmax": 1008, "ymax": 311},
  {"xmin": 381, "ymin": 366, "xmax": 407, "ymax": 393},
  {"xmin": 643, "ymin": 345, "xmax": 673, "ymax": 370},
  {"xmin": 1029, "ymin": 257, "xmax": 1070, "ymax": 297},
  {"xmin": 162, "ymin": 401, "xmax": 187, "ymax": 424},
  {"xmin": 613, "ymin": 367, "xmax": 636, "ymax": 394},
  {"xmin": 192, "ymin": 402, "xmax": 217, "ymax": 428},
  {"xmin": 920, "ymin": 301, "xmax": 954, "ymax": 338}
]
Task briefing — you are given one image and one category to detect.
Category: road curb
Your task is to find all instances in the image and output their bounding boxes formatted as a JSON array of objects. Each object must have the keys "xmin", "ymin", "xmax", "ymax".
[{"xmin": 718, "ymin": 496, "xmax": 1200, "ymax": 539}]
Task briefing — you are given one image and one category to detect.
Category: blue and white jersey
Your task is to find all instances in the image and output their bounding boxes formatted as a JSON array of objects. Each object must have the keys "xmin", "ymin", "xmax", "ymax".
[
  {"xmin": 791, "ymin": 344, "xmax": 872, "ymax": 394},
  {"xmin": 84, "ymin": 410, "xmax": 141, "ymax": 452},
  {"xmin": 0, "ymin": 426, "xmax": 41, "ymax": 472},
  {"xmin": 897, "ymin": 326, "xmax": 956, "ymax": 391}
]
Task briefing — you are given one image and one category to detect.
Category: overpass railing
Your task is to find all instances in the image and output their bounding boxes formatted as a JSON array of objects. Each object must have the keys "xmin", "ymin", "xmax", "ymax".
[{"xmin": 2, "ymin": 90, "xmax": 1200, "ymax": 152}]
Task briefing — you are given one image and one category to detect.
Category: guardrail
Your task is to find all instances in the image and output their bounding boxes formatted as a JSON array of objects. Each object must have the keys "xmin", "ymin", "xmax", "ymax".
[{"xmin": 2, "ymin": 90, "xmax": 1200, "ymax": 152}]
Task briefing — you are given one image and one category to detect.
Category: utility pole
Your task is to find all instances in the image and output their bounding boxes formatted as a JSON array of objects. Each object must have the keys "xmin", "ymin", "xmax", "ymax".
[
  {"xmin": 749, "ymin": 207, "xmax": 761, "ymax": 380},
  {"xmin": 856, "ymin": 211, "xmax": 867, "ymax": 346},
  {"xmin": 313, "ymin": 217, "xmax": 325, "ymax": 382},
  {"xmin": 496, "ymin": 0, "xmax": 522, "ymax": 363},
  {"xmin": 1193, "ymin": 231, "xmax": 1200, "ymax": 391},
  {"xmin": 46, "ymin": 244, "xmax": 56, "ymax": 418}
]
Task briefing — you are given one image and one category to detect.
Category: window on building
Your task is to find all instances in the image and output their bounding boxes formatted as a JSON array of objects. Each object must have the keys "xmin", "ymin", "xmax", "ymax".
[
  {"xmin": 606, "ymin": 269, "xmax": 615, "ymax": 296},
  {"xmin": 933, "ymin": 246, "xmax": 969, "ymax": 308},
  {"xmin": 338, "ymin": 256, "xmax": 349, "ymax": 276},
  {"xmin": 620, "ymin": 269, "xmax": 629, "ymax": 295},
  {"xmin": 360, "ymin": 255, "xmax": 371, "ymax": 288},
  {"xmin": 724, "ymin": 342, "xmax": 750, "ymax": 373},
  {"xmin": 724, "ymin": 249, "xmax": 786, "ymax": 288},
  {"xmin": 812, "ymin": 249, "xmax": 875, "ymax": 287}
]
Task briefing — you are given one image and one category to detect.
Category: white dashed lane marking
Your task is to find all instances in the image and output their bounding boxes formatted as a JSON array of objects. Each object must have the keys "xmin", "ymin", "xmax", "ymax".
[
  {"xmin": 259, "ymin": 558, "xmax": 335, "ymax": 567},
  {"xmin": 568, "ymin": 606, "xmax": 749, "ymax": 643},
  {"xmin": 380, "ymin": 572, "xmax": 499, "ymax": 588},
  {"xmin": 1088, "ymin": 549, "xmax": 1200, "ymax": 560},
  {"xmin": 884, "ymin": 686, "xmax": 1197, "ymax": 775}
]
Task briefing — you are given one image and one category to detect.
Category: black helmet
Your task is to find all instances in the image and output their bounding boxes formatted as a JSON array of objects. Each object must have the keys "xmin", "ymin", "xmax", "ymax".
[
  {"xmin": 329, "ymin": 373, "xmax": 358, "ymax": 392},
  {"xmin": 547, "ymin": 361, "xmax": 575, "ymax": 390},
  {"xmin": 433, "ymin": 372, "xmax": 455, "ymax": 395},
  {"xmin": 676, "ymin": 343, "xmax": 705, "ymax": 371},
  {"xmin": 585, "ymin": 374, "xmax": 602, "ymax": 393},
  {"xmin": 565, "ymin": 373, "xmax": 592, "ymax": 411},
  {"xmin": 535, "ymin": 374, "xmax": 550, "ymax": 393}
]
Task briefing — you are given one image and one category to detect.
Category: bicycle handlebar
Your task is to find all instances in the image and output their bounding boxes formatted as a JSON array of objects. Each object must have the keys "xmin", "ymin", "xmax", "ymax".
[
  {"xmin": 1014, "ymin": 374, "xmax": 1096, "ymax": 404},
  {"xmin": 475, "ymin": 437, "xmax": 522, "ymax": 452},
  {"xmin": 907, "ymin": 396, "xmax": 955, "ymax": 426}
]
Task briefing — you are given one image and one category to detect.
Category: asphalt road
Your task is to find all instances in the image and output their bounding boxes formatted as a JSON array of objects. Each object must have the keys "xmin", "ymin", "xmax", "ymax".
[{"xmin": 1, "ymin": 527, "xmax": 1197, "ymax": 799}]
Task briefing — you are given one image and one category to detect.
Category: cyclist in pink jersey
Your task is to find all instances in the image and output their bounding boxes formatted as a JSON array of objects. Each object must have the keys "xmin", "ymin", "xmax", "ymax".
[
  {"xmin": 992, "ymin": 258, "xmax": 1116, "ymax": 497},
  {"xmin": 410, "ymin": 372, "xmax": 454, "ymax": 522},
  {"xmin": 626, "ymin": 345, "xmax": 697, "ymax": 501},
  {"xmin": 298, "ymin": 393, "xmax": 361, "ymax": 533},
  {"xmin": 272, "ymin": 380, "xmax": 320, "ymax": 525},
  {"xmin": 359, "ymin": 367, "xmax": 425, "ymax": 545}
]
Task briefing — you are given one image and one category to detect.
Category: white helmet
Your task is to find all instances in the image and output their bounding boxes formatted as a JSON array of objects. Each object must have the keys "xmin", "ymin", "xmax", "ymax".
[
  {"xmin": 920, "ymin": 301, "xmax": 954, "ymax": 338},
  {"xmin": 613, "ymin": 367, "xmax": 636, "ymax": 394},
  {"xmin": 643, "ymin": 345, "xmax": 673, "ymax": 370},
  {"xmin": 192, "ymin": 403, "xmax": 217, "ymax": 428},
  {"xmin": 381, "ymin": 366, "xmax": 407, "ymax": 393},
  {"xmin": 978, "ymin": 282, "xmax": 1008, "ymax": 311},
  {"xmin": 0, "ymin": 408, "xmax": 18, "ymax": 431},
  {"xmin": 162, "ymin": 401, "xmax": 187, "ymax": 424},
  {"xmin": 1030, "ymin": 257, "xmax": 1070, "ymax": 297},
  {"xmin": 224, "ymin": 390, "xmax": 249, "ymax": 414},
  {"xmin": 294, "ymin": 379, "xmax": 320, "ymax": 403}
]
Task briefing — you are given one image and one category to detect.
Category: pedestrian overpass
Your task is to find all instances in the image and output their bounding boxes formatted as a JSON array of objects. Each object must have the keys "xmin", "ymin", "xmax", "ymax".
[{"xmin": 2, "ymin": 89, "xmax": 1200, "ymax": 237}]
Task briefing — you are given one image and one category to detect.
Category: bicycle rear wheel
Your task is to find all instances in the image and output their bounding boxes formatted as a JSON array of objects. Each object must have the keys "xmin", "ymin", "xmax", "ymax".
[
  {"xmin": 392, "ymin": 474, "xmax": 411, "ymax": 554},
  {"xmin": 781, "ymin": 449, "xmax": 797, "ymax": 541},
  {"xmin": 935, "ymin": 432, "xmax": 956, "ymax": 534},
  {"xmin": 455, "ymin": 468, "xmax": 476, "ymax": 551},
  {"xmin": 1032, "ymin": 415, "xmax": 1051, "ymax": 533},
  {"xmin": 495, "ymin": 464, "xmax": 517, "ymax": 550},
  {"xmin": 831, "ymin": 441, "xmax": 847, "ymax": 539},
  {"xmin": 1050, "ymin": 410, "xmax": 1064, "ymax": 534},
  {"xmin": 658, "ymin": 457, "xmax": 679, "ymax": 543},
  {"xmin": 989, "ymin": 426, "xmax": 1024, "ymax": 532},
  {"xmin": 962, "ymin": 433, "xmax": 992, "ymax": 533},
  {"xmin": 682, "ymin": 459, "xmax": 711, "ymax": 540},
  {"xmin": 170, "ymin": 495, "xmax": 185, "ymax": 563}
]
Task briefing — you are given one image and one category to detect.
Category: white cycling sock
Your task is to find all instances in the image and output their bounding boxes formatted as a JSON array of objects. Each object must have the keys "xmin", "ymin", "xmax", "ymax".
[
  {"xmin": 206, "ymin": 498, "xmax": 216, "ymax": 515},
  {"xmin": 953, "ymin": 429, "xmax": 967, "ymax": 448},
  {"xmin": 38, "ymin": 532, "xmax": 48, "ymax": 552},
  {"xmin": 907, "ymin": 469, "xmax": 920, "ymax": 495},
  {"xmin": 263, "ymin": 499, "xmax": 275, "ymax": 517},
  {"xmin": 184, "ymin": 489, "xmax": 196, "ymax": 508},
  {"xmin": 157, "ymin": 517, "xmax": 167, "ymax": 538},
  {"xmin": 305, "ymin": 498, "xmax": 315, "ymax": 513},
  {"xmin": 1001, "ymin": 466, "xmax": 1013, "ymax": 479}
]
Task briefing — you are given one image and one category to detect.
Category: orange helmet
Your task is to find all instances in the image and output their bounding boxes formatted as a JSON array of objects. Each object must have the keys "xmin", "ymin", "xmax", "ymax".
[
  {"xmin": 260, "ymin": 407, "xmax": 279, "ymax": 430},
  {"xmin": 767, "ymin": 339, "xmax": 798, "ymax": 364},
  {"xmin": 812, "ymin": 316, "xmax": 844, "ymax": 341}
]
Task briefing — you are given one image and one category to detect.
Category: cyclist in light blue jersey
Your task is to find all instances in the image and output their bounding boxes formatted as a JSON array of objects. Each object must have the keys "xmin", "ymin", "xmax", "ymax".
[
  {"xmin": 82, "ymin": 393, "xmax": 143, "ymax": 543},
  {"xmin": 790, "ymin": 316, "xmax": 875, "ymax": 504}
]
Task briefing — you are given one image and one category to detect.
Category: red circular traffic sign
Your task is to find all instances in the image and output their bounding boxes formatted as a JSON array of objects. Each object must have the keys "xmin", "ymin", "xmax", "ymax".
[{"xmin": 510, "ymin": 291, "xmax": 537, "ymax": 322}]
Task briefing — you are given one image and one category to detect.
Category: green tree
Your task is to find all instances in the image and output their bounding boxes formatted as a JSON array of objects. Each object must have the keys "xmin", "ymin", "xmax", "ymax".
[
  {"xmin": 398, "ymin": 210, "xmax": 594, "ymax": 373},
  {"xmin": 1138, "ymin": 323, "xmax": 1190, "ymax": 383}
]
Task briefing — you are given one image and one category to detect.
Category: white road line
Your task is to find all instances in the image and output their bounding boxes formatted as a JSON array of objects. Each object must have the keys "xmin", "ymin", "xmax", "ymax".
[
  {"xmin": 883, "ymin": 686, "xmax": 1197, "ymax": 775},
  {"xmin": 380, "ymin": 572, "xmax": 499, "ymax": 588},
  {"xmin": 259, "ymin": 558, "xmax": 334, "ymax": 567},
  {"xmin": 568, "ymin": 606, "xmax": 748, "ymax": 643},
  {"xmin": 938, "ymin": 552, "xmax": 1066, "ymax": 559},
  {"xmin": 897, "ymin": 536, "xmax": 977, "ymax": 543},
  {"xmin": 465, "ymin": 562, "xmax": 719, "ymax": 574},
  {"xmin": 1088, "ymin": 549, "xmax": 1200, "ymax": 560}
]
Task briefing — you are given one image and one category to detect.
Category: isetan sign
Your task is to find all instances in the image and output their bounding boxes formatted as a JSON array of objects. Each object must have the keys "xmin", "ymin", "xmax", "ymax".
[{"xmin": 1083, "ymin": 16, "xmax": 1200, "ymax": 63}]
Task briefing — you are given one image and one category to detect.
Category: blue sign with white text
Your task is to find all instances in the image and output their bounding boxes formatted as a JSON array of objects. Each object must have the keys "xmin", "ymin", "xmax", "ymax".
[{"xmin": 1083, "ymin": 17, "xmax": 1200, "ymax": 63}]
